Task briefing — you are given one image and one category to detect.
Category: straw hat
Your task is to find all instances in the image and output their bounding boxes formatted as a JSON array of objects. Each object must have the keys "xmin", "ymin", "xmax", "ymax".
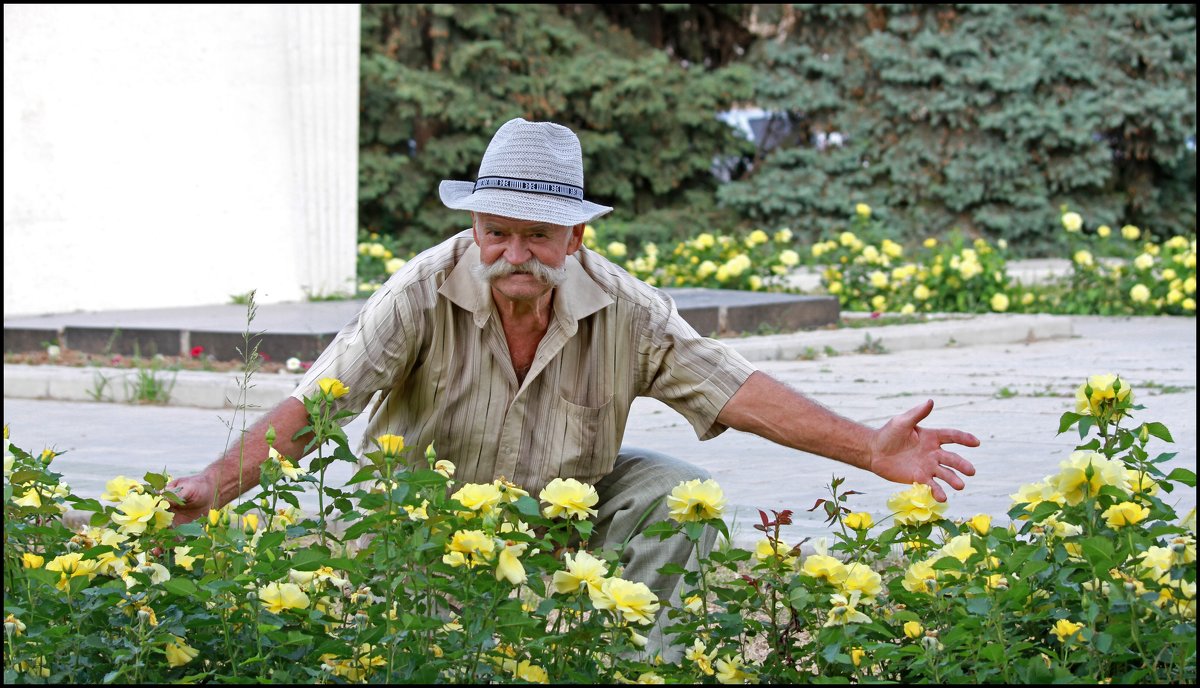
[{"xmin": 439, "ymin": 118, "xmax": 613, "ymax": 226}]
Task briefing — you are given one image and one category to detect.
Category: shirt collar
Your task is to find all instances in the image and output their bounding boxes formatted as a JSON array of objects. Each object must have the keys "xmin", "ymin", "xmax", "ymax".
[{"xmin": 438, "ymin": 241, "xmax": 613, "ymax": 334}]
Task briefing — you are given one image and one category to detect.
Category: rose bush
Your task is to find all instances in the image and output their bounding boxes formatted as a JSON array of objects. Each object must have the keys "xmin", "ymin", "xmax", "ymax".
[{"xmin": 4, "ymin": 372, "xmax": 1195, "ymax": 683}]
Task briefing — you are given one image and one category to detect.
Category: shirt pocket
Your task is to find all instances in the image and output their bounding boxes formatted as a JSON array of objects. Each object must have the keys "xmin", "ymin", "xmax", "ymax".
[{"xmin": 554, "ymin": 393, "xmax": 615, "ymax": 484}]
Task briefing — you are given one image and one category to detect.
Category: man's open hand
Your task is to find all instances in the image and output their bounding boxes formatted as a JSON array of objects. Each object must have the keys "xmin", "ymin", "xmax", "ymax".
[{"xmin": 867, "ymin": 399, "xmax": 979, "ymax": 502}]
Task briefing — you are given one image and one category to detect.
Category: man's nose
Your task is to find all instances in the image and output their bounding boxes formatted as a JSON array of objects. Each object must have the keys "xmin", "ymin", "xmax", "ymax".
[{"xmin": 503, "ymin": 236, "xmax": 531, "ymax": 264}]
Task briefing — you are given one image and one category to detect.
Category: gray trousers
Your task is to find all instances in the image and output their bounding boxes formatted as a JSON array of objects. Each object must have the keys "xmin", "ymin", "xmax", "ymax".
[{"xmin": 591, "ymin": 447, "xmax": 719, "ymax": 663}]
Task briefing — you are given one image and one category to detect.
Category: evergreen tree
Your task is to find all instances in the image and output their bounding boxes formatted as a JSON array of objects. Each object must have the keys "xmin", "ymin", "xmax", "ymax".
[
  {"xmin": 359, "ymin": 4, "xmax": 755, "ymax": 252},
  {"xmin": 719, "ymin": 4, "xmax": 1197, "ymax": 255}
]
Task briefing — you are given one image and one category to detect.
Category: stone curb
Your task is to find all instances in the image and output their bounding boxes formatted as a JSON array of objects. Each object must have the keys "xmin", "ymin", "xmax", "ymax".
[{"xmin": 4, "ymin": 314, "xmax": 1073, "ymax": 409}]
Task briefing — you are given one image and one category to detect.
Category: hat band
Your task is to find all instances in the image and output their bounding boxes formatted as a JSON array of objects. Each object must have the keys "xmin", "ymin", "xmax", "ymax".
[{"xmin": 473, "ymin": 176, "xmax": 583, "ymax": 202}]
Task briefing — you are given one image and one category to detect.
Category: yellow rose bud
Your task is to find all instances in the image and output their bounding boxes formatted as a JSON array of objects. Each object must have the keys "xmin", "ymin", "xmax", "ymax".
[
  {"xmin": 376, "ymin": 434, "xmax": 405, "ymax": 456},
  {"xmin": 967, "ymin": 514, "xmax": 992, "ymax": 535},
  {"xmin": 844, "ymin": 512, "xmax": 874, "ymax": 531},
  {"xmin": 317, "ymin": 378, "xmax": 349, "ymax": 399},
  {"xmin": 903, "ymin": 620, "xmax": 924, "ymax": 639}
]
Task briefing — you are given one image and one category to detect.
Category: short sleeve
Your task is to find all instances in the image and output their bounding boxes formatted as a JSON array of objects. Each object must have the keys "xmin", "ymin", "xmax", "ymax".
[{"xmin": 638, "ymin": 291, "xmax": 757, "ymax": 440}]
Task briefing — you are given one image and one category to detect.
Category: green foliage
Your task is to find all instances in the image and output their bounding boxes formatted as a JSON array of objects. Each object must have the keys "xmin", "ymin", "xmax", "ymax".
[
  {"xmin": 718, "ymin": 4, "xmax": 1197, "ymax": 257},
  {"xmin": 3, "ymin": 374, "xmax": 1196, "ymax": 682},
  {"xmin": 359, "ymin": 4, "xmax": 755, "ymax": 254}
]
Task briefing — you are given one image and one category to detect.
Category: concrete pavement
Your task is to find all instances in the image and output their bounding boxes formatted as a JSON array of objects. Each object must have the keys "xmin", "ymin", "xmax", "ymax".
[{"xmin": 4, "ymin": 314, "xmax": 1196, "ymax": 549}]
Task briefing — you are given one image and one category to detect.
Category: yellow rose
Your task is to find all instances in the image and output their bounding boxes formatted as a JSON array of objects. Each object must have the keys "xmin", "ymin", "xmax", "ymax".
[
  {"xmin": 666, "ymin": 478, "xmax": 726, "ymax": 523},
  {"xmin": 914, "ymin": 284, "xmax": 931, "ymax": 301},
  {"xmin": 990, "ymin": 293, "xmax": 1009, "ymax": 312},
  {"xmin": 1074, "ymin": 373, "xmax": 1133, "ymax": 418},
  {"xmin": 801, "ymin": 554, "xmax": 848, "ymax": 584},
  {"xmin": 317, "ymin": 378, "xmax": 349, "ymax": 399},
  {"xmin": 22, "ymin": 552, "xmax": 45, "ymax": 569},
  {"xmin": 552, "ymin": 550, "xmax": 609, "ymax": 594},
  {"xmin": 779, "ymin": 249, "xmax": 800, "ymax": 267},
  {"xmin": 902, "ymin": 558, "xmax": 940, "ymax": 594},
  {"xmin": 539, "ymin": 478, "xmax": 599, "ymax": 520},
  {"xmin": 1102, "ymin": 501, "xmax": 1150, "ymax": 528},
  {"xmin": 1097, "ymin": 225, "xmax": 1111, "ymax": 238},
  {"xmin": 370, "ymin": 434, "xmax": 405, "ymax": 457},
  {"xmin": 1121, "ymin": 224, "xmax": 1140, "ymax": 240},
  {"xmin": 855, "ymin": 203, "xmax": 872, "ymax": 219},
  {"xmin": 923, "ymin": 237, "xmax": 938, "ymax": 248},
  {"xmin": 1055, "ymin": 451, "xmax": 1126, "ymax": 506},
  {"xmin": 887, "ymin": 483, "xmax": 947, "ymax": 526},
  {"xmin": 903, "ymin": 620, "xmax": 924, "ymax": 639},
  {"xmin": 844, "ymin": 512, "xmax": 874, "ymax": 531},
  {"xmin": 100, "ymin": 476, "xmax": 145, "ymax": 502},
  {"xmin": 452, "ymin": 482, "xmax": 504, "ymax": 516},
  {"xmin": 755, "ymin": 538, "xmax": 797, "ymax": 567},
  {"xmin": 839, "ymin": 564, "xmax": 883, "ymax": 602},
  {"xmin": 607, "ymin": 241, "xmax": 627, "ymax": 258},
  {"xmin": 111, "ymin": 492, "xmax": 174, "ymax": 536},
  {"xmin": 589, "ymin": 577, "xmax": 660, "ymax": 625},
  {"xmin": 1061, "ymin": 212, "xmax": 1083, "ymax": 232},
  {"xmin": 824, "ymin": 592, "xmax": 871, "ymax": 626},
  {"xmin": 165, "ymin": 636, "xmax": 199, "ymax": 668},
  {"xmin": 1130, "ymin": 284, "xmax": 1150, "ymax": 303},
  {"xmin": 714, "ymin": 655, "xmax": 755, "ymax": 684},
  {"xmin": 259, "ymin": 582, "xmax": 312, "ymax": 614},
  {"xmin": 1051, "ymin": 619, "xmax": 1085, "ymax": 644},
  {"xmin": 1074, "ymin": 250, "xmax": 1094, "ymax": 267},
  {"xmin": 967, "ymin": 514, "xmax": 992, "ymax": 535}
]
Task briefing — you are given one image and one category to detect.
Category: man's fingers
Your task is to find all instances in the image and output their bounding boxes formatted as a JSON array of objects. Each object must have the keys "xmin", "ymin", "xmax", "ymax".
[
  {"xmin": 939, "ymin": 450, "xmax": 976, "ymax": 477},
  {"xmin": 935, "ymin": 466, "xmax": 966, "ymax": 491},
  {"xmin": 927, "ymin": 480, "xmax": 948, "ymax": 503},
  {"xmin": 904, "ymin": 399, "xmax": 935, "ymax": 426},
  {"xmin": 935, "ymin": 427, "xmax": 981, "ymax": 448}
]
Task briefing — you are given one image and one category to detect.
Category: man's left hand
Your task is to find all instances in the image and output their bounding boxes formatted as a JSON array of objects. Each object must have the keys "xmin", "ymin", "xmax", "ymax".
[{"xmin": 867, "ymin": 399, "xmax": 979, "ymax": 502}]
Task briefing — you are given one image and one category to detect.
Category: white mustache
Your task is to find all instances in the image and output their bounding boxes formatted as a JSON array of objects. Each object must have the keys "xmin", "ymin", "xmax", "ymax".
[{"xmin": 472, "ymin": 256, "xmax": 567, "ymax": 287}]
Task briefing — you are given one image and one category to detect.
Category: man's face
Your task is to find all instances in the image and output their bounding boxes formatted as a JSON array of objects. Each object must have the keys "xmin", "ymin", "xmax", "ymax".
[{"xmin": 472, "ymin": 213, "xmax": 584, "ymax": 303}]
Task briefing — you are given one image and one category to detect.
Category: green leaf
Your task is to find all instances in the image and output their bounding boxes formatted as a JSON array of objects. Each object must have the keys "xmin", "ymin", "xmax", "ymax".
[
  {"xmin": 573, "ymin": 519, "xmax": 594, "ymax": 541},
  {"xmin": 1143, "ymin": 422, "xmax": 1174, "ymax": 443},
  {"xmin": 514, "ymin": 495, "xmax": 541, "ymax": 518},
  {"xmin": 1058, "ymin": 412, "xmax": 1084, "ymax": 434},
  {"xmin": 346, "ymin": 466, "xmax": 380, "ymax": 485},
  {"xmin": 1077, "ymin": 416, "xmax": 1095, "ymax": 439},
  {"xmin": 162, "ymin": 578, "xmax": 199, "ymax": 597},
  {"xmin": 142, "ymin": 471, "xmax": 169, "ymax": 491},
  {"xmin": 1080, "ymin": 536, "xmax": 1115, "ymax": 571},
  {"xmin": 1165, "ymin": 468, "xmax": 1196, "ymax": 487}
]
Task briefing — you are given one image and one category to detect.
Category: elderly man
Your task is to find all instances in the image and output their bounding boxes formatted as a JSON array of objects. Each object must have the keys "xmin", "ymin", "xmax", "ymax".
[{"xmin": 168, "ymin": 118, "xmax": 977, "ymax": 659}]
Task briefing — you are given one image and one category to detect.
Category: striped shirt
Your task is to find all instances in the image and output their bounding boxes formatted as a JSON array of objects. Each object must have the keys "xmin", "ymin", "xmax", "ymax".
[{"xmin": 292, "ymin": 230, "xmax": 757, "ymax": 495}]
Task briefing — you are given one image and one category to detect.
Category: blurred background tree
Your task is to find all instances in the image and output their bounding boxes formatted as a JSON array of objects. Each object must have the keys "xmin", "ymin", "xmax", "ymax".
[
  {"xmin": 360, "ymin": 4, "xmax": 1196, "ymax": 258},
  {"xmin": 359, "ymin": 4, "xmax": 755, "ymax": 254},
  {"xmin": 719, "ymin": 4, "xmax": 1196, "ymax": 255}
]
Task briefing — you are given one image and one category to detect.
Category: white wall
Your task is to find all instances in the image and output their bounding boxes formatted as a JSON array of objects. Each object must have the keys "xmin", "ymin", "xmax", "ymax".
[{"xmin": 3, "ymin": 4, "xmax": 359, "ymax": 316}]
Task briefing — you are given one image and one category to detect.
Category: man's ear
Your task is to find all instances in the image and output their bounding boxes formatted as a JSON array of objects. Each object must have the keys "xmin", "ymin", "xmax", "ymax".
[{"xmin": 566, "ymin": 223, "xmax": 585, "ymax": 255}]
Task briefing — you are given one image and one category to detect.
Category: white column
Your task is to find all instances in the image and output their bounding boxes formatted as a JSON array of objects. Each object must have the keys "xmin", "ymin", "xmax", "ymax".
[{"xmin": 285, "ymin": 4, "xmax": 360, "ymax": 299}]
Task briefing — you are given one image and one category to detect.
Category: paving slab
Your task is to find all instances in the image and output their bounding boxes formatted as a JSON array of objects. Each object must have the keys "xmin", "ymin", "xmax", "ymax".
[
  {"xmin": 3, "ymin": 289, "xmax": 841, "ymax": 360},
  {"xmin": 5, "ymin": 315, "xmax": 1193, "ymax": 550}
]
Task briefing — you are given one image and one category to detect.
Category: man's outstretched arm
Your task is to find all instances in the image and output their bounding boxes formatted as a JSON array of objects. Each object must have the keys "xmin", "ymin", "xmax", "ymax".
[
  {"xmin": 165, "ymin": 396, "xmax": 314, "ymax": 524},
  {"xmin": 715, "ymin": 371, "xmax": 979, "ymax": 502}
]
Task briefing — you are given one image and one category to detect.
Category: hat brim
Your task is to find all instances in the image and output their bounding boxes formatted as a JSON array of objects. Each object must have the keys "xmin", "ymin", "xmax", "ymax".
[{"xmin": 439, "ymin": 180, "xmax": 613, "ymax": 226}]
